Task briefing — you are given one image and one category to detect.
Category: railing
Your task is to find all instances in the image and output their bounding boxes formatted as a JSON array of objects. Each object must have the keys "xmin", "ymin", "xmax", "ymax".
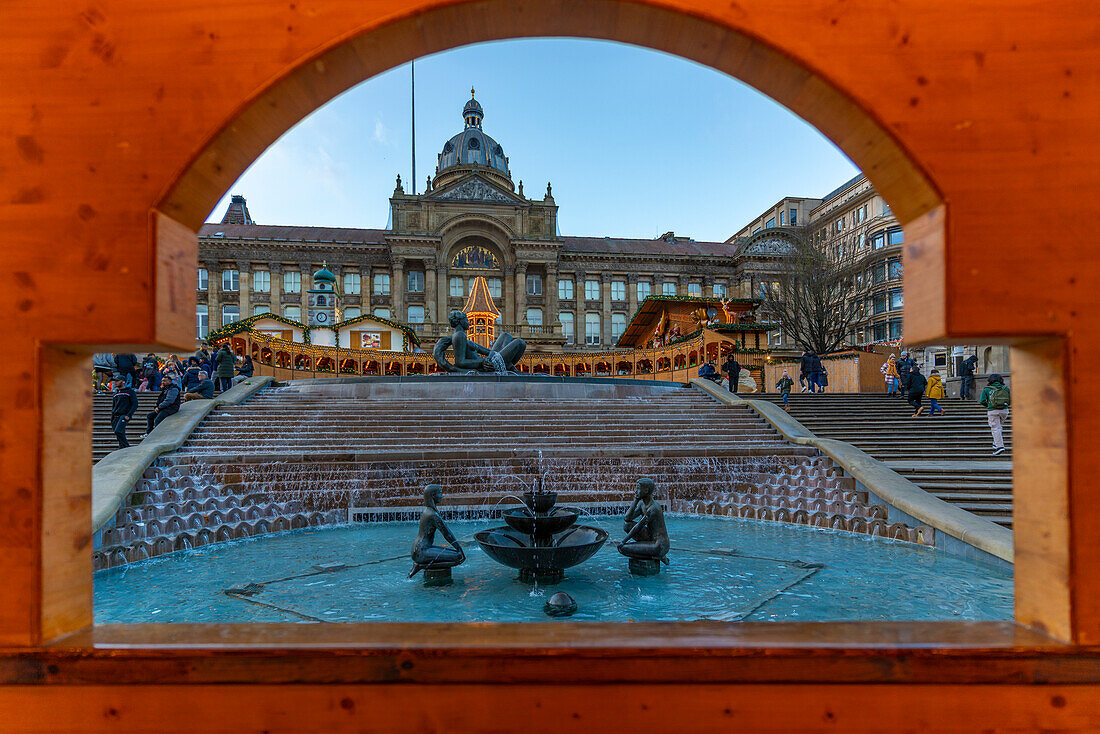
[{"xmin": 219, "ymin": 328, "xmax": 769, "ymax": 384}]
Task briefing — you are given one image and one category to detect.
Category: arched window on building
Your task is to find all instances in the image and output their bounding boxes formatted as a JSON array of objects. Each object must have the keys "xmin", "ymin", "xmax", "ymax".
[
  {"xmin": 585, "ymin": 313, "xmax": 601, "ymax": 347},
  {"xmin": 611, "ymin": 313, "xmax": 627, "ymax": 343},
  {"xmin": 559, "ymin": 312, "xmax": 574, "ymax": 345},
  {"xmin": 196, "ymin": 304, "xmax": 208, "ymax": 339}
]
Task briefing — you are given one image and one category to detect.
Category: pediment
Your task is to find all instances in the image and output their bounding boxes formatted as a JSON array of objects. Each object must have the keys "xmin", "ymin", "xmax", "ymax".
[
  {"xmin": 427, "ymin": 174, "xmax": 524, "ymax": 204},
  {"xmin": 739, "ymin": 235, "xmax": 798, "ymax": 256}
]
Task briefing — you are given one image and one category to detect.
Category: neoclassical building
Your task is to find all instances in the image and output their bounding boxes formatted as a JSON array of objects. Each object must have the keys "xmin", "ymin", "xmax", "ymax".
[{"xmin": 197, "ymin": 92, "xmax": 793, "ymax": 355}]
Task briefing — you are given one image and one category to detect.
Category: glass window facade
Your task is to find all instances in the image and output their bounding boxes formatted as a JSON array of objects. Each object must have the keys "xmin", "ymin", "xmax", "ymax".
[
  {"xmin": 526, "ymin": 274, "xmax": 542, "ymax": 296},
  {"xmin": 407, "ymin": 305, "xmax": 425, "ymax": 323},
  {"xmin": 221, "ymin": 304, "xmax": 239, "ymax": 325},
  {"xmin": 688, "ymin": 283, "xmax": 702, "ymax": 297},
  {"xmin": 712, "ymin": 283, "xmax": 726, "ymax": 298},
  {"xmin": 636, "ymin": 280, "xmax": 651, "ymax": 300},
  {"xmin": 611, "ymin": 280, "xmax": 626, "ymax": 301},
  {"xmin": 525, "ymin": 307, "xmax": 543, "ymax": 325},
  {"xmin": 558, "ymin": 279, "xmax": 574, "ymax": 300},
  {"xmin": 407, "ymin": 271, "xmax": 424, "ymax": 293},
  {"xmin": 487, "ymin": 278, "xmax": 502, "ymax": 298},
  {"xmin": 449, "ymin": 276, "xmax": 464, "ymax": 297},
  {"xmin": 373, "ymin": 273, "xmax": 390, "ymax": 295},
  {"xmin": 343, "ymin": 273, "xmax": 360, "ymax": 295},
  {"xmin": 585, "ymin": 280, "xmax": 600, "ymax": 300},
  {"xmin": 662, "ymin": 282, "xmax": 676, "ymax": 296},
  {"xmin": 197, "ymin": 268, "xmax": 208, "ymax": 290}
]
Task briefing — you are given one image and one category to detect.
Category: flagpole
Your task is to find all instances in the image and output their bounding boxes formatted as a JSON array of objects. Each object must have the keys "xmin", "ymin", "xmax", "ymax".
[{"xmin": 411, "ymin": 59, "xmax": 416, "ymax": 195}]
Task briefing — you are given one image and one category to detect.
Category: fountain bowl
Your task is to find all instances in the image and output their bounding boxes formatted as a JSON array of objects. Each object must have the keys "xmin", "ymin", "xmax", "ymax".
[
  {"xmin": 473, "ymin": 525, "xmax": 608, "ymax": 583},
  {"xmin": 522, "ymin": 490, "xmax": 557, "ymax": 515},
  {"xmin": 503, "ymin": 507, "xmax": 579, "ymax": 536}
]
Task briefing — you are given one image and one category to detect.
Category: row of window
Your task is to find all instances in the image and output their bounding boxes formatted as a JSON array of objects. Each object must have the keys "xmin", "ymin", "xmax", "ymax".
[
  {"xmin": 195, "ymin": 303, "xmax": 630, "ymax": 345},
  {"xmin": 202, "ymin": 268, "xmax": 731, "ymax": 302},
  {"xmin": 755, "ymin": 208, "xmax": 799, "ymax": 235}
]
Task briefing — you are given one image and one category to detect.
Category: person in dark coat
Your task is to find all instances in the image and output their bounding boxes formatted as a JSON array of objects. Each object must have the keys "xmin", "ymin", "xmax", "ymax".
[
  {"xmin": 183, "ymin": 371, "xmax": 215, "ymax": 401},
  {"xmin": 799, "ymin": 351, "xmax": 813, "ymax": 392},
  {"xmin": 808, "ymin": 352, "xmax": 824, "ymax": 393},
  {"xmin": 181, "ymin": 357, "xmax": 203, "ymax": 392},
  {"xmin": 698, "ymin": 361, "xmax": 722, "ymax": 384},
  {"xmin": 959, "ymin": 354, "xmax": 978, "ymax": 399},
  {"xmin": 907, "ymin": 365, "xmax": 928, "ymax": 417},
  {"xmin": 214, "ymin": 345, "xmax": 235, "ymax": 392},
  {"xmin": 232, "ymin": 354, "xmax": 254, "ymax": 385},
  {"xmin": 113, "ymin": 353, "xmax": 139, "ymax": 386},
  {"xmin": 721, "ymin": 354, "xmax": 742, "ymax": 393},
  {"xmin": 110, "ymin": 379, "xmax": 138, "ymax": 449},
  {"xmin": 143, "ymin": 374, "xmax": 181, "ymax": 437},
  {"xmin": 897, "ymin": 352, "xmax": 915, "ymax": 396}
]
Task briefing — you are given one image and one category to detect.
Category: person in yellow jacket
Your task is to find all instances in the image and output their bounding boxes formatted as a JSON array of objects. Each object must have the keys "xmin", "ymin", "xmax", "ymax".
[{"xmin": 925, "ymin": 369, "xmax": 946, "ymax": 416}]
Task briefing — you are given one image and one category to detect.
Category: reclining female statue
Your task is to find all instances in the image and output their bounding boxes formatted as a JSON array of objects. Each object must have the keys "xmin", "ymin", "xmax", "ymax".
[
  {"xmin": 432, "ymin": 310, "xmax": 526, "ymax": 373},
  {"xmin": 409, "ymin": 484, "xmax": 465, "ymax": 578}
]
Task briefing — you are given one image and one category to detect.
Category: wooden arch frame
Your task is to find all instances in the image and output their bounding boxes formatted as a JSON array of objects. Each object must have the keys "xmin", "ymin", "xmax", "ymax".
[{"xmin": 3, "ymin": 0, "xmax": 1098, "ymax": 729}]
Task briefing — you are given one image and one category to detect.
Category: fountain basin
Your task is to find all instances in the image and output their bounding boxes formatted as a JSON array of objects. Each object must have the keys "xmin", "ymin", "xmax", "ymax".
[
  {"xmin": 522, "ymin": 490, "xmax": 557, "ymax": 515},
  {"xmin": 502, "ymin": 507, "xmax": 580, "ymax": 537},
  {"xmin": 474, "ymin": 525, "xmax": 608, "ymax": 583}
]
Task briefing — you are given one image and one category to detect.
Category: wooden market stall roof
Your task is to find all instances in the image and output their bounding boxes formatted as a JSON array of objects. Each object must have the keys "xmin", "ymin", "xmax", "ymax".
[
  {"xmin": 615, "ymin": 295, "xmax": 766, "ymax": 348},
  {"xmin": 463, "ymin": 275, "xmax": 500, "ymax": 317}
]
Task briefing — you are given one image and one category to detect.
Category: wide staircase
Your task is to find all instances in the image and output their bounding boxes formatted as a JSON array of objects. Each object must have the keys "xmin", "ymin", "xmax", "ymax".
[
  {"xmin": 754, "ymin": 392, "xmax": 1014, "ymax": 528},
  {"xmin": 93, "ymin": 392, "xmax": 162, "ymax": 462},
  {"xmin": 94, "ymin": 380, "xmax": 934, "ymax": 570}
]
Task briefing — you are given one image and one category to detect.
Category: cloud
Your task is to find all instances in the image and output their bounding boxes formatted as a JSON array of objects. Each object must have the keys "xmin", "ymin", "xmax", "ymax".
[{"xmin": 373, "ymin": 118, "xmax": 389, "ymax": 144}]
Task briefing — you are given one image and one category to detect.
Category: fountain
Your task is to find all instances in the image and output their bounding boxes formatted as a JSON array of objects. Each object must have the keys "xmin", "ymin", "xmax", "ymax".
[{"xmin": 474, "ymin": 480, "xmax": 608, "ymax": 583}]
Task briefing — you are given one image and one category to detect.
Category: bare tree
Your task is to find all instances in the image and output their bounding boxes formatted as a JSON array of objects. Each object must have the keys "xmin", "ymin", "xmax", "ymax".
[{"xmin": 760, "ymin": 232, "xmax": 868, "ymax": 354}]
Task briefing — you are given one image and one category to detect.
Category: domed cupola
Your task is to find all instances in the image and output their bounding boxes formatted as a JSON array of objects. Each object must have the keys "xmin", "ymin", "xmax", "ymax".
[{"xmin": 433, "ymin": 88, "xmax": 514, "ymax": 193}]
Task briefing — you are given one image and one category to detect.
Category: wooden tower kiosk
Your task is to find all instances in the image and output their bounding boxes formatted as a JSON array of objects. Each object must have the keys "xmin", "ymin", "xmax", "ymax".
[{"xmin": 462, "ymin": 275, "xmax": 500, "ymax": 349}]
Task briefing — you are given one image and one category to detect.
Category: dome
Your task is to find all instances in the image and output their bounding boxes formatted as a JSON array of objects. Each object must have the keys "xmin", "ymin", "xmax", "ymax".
[
  {"xmin": 433, "ymin": 89, "xmax": 513, "ymax": 191},
  {"xmin": 312, "ymin": 265, "xmax": 336, "ymax": 284}
]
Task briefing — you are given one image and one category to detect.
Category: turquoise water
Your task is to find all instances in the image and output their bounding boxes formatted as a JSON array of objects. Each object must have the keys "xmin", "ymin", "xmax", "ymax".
[{"xmin": 94, "ymin": 515, "xmax": 1013, "ymax": 623}]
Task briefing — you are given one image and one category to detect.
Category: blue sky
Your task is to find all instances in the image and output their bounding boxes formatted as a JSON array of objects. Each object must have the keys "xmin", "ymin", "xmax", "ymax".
[{"xmin": 210, "ymin": 38, "xmax": 858, "ymax": 243}]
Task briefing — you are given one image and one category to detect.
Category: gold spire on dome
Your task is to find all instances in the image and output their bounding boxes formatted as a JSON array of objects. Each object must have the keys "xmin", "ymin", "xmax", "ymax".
[
  {"xmin": 471, "ymin": 86, "xmax": 476, "ymax": 99},
  {"xmin": 462, "ymin": 275, "xmax": 500, "ymax": 348}
]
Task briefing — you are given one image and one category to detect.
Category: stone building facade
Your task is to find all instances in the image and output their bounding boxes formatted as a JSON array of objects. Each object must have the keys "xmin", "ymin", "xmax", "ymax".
[{"xmin": 197, "ymin": 94, "xmax": 781, "ymax": 355}]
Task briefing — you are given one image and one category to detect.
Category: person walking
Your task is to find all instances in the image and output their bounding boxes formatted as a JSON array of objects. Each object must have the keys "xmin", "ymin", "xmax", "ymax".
[
  {"xmin": 960, "ymin": 353, "xmax": 978, "ymax": 399},
  {"xmin": 979, "ymin": 373, "xmax": 1011, "ymax": 455},
  {"xmin": 214, "ymin": 344, "xmax": 235, "ymax": 392},
  {"xmin": 776, "ymin": 370, "xmax": 794, "ymax": 411},
  {"xmin": 881, "ymin": 354, "xmax": 900, "ymax": 396},
  {"xmin": 721, "ymin": 353, "xmax": 742, "ymax": 393},
  {"xmin": 925, "ymin": 369, "xmax": 946, "ymax": 416},
  {"xmin": 897, "ymin": 351, "xmax": 915, "ymax": 397},
  {"xmin": 142, "ymin": 374, "xmax": 181, "ymax": 438},
  {"xmin": 109, "ymin": 378, "xmax": 138, "ymax": 449},
  {"xmin": 907, "ymin": 365, "xmax": 928, "ymax": 417},
  {"xmin": 799, "ymin": 350, "xmax": 812, "ymax": 392},
  {"xmin": 113, "ymin": 352, "xmax": 140, "ymax": 387},
  {"xmin": 807, "ymin": 351, "xmax": 823, "ymax": 393}
]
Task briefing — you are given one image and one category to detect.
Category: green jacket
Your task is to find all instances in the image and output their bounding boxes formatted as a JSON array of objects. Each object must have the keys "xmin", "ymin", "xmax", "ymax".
[
  {"xmin": 776, "ymin": 376, "xmax": 794, "ymax": 395},
  {"xmin": 214, "ymin": 347, "xmax": 235, "ymax": 378},
  {"xmin": 979, "ymin": 381, "xmax": 1010, "ymax": 410}
]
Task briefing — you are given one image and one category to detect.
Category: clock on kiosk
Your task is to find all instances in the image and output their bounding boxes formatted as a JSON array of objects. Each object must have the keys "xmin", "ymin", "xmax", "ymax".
[{"xmin": 315, "ymin": 312, "xmax": 328, "ymax": 324}]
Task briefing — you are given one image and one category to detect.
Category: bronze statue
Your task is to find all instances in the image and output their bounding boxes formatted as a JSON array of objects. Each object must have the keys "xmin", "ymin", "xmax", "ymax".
[
  {"xmin": 618, "ymin": 478, "xmax": 670, "ymax": 573},
  {"xmin": 432, "ymin": 310, "xmax": 526, "ymax": 373},
  {"xmin": 409, "ymin": 484, "xmax": 465, "ymax": 581}
]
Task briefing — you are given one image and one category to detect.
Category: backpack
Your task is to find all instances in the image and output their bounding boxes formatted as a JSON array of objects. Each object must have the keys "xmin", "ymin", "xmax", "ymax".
[{"xmin": 987, "ymin": 384, "xmax": 1010, "ymax": 410}]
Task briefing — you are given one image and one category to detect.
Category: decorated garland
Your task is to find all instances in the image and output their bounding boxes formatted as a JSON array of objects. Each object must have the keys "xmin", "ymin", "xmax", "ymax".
[{"xmin": 207, "ymin": 311, "xmax": 420, "ymax": 353}]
